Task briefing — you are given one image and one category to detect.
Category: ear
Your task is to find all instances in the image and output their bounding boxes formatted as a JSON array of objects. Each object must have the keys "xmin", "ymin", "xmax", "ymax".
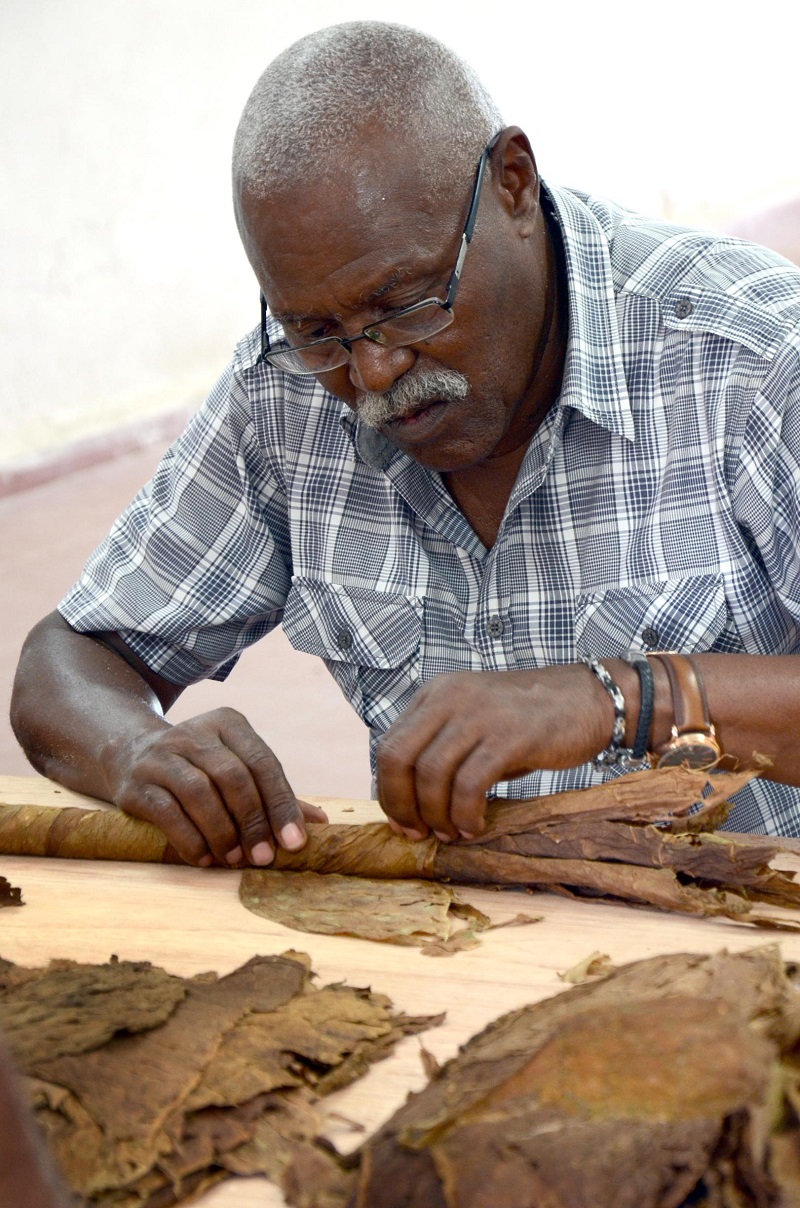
[{"xmin": 490, "ymin": 126, "xmax": 540, "ymax": 235}]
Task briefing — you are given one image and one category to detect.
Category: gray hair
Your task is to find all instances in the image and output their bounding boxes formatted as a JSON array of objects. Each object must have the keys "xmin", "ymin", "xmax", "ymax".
[{"xmin": 232, "ymin": 21, "xmax": 504, "ymax": 204}]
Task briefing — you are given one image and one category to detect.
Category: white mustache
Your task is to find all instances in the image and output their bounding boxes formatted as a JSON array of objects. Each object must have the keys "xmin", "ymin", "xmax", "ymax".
[{"xmin": 358, "ymin": 369, "xmax": 470, "ymax": 430}]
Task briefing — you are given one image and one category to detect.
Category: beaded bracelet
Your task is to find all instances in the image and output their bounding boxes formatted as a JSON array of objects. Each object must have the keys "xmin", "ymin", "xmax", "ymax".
[{"xmin": 581, "ymin": 656, "xmax": 639, "ymax": 769}]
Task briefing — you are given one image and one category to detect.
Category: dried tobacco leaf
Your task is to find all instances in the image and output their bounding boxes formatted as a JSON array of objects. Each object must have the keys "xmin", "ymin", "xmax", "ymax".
[
  {"xmin": 5, "ymin": 767, "xmax": 800, "ymax": 929},
  {"xmin": 239, "ymin": 869, "xmax": 491, "ymax": 946},
  {"xmin": 352, "ymin": 946, "xmax": 800, "ymax": 1208},
  {"xmin": 0, "ymin": 951, "xmax": 438, "ymax": 1207},
  {"xmin": 418, "ymin": 930, "xmax": 483, "ymax": 958},
  {"xmin": 0, "ymin": 875, "xmax": 23, "ymax": 907},
  {"xmin": 419, "ymin": 910, "xmax": 544, "ymax": 956},
  {"xmin": 0, "ymin": 957, "xmax": 187, "ymax": 1066},
  {"xmin": 355, "ymin": 947, "xmax": 800, "ymax": 1203},
  {"xmin": 557, "ymin": 951, "xmax": 617, "ymax": 984}
]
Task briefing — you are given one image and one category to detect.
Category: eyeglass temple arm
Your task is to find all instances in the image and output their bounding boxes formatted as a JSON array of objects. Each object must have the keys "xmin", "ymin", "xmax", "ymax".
[
  {"xmin": 259, "ymin": 293, "xmax": 269, "ymax": 362},
  {"xmin": 443, "ymin": 134, "xmax": 500, "ymax": 309}
]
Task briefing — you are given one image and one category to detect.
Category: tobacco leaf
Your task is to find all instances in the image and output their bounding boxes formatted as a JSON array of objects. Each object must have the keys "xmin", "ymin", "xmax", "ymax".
[
  {"xmin": 0, "ymin": 874, "xmax": 23, "ymax": 906},
  {"xmin": 1, "ymin": 951, "xmax": 439, "ymax": 1206},
  {"xmin": 558, "ymin": 951, "xmax": 617, "ymax": 984},
  {"xmin": 419, "ymin": 911, "xmax": 542, "ymax": 956},
  {"xmin": 353, "ymin": 946, "xmax": 800, "ymax": 1208},
  {"xmin": 239, "ymin": 869, "xmax": 490, "ymax": 946},
  {"xmin": 5, "ymin": 766, "xmax": 800, "ymax": 929},
  {"xmin": 0, "ymin": 956, "xmax": 187, "ymax": 1066},
  {"xmin": 485, "ymin": 912, "xmax": 544, "ymax": 930},
  {"xmin": 419, "ymin": 930, "xmax": 483, "ymax": 958}
]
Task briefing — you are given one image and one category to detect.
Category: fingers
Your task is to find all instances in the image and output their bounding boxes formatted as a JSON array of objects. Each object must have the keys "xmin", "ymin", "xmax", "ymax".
[
  {"xmin": 376, "ymin": 673, "xmax": 548, "ymax": 842},
  {"xmin": 377, "ymin": 679, "xmax": 495, "ymax": 841},
  {"xmin": 297, "ymin": 799, "xmax": 329, "ymax": 824},
  {"xmin": 108, "ymin": 709, "xmax": 309, "ymax": 867},
  {"xmin": 121, "ymin": 779, "xmax": 216, "ymax": 867},
  {"xmin": 379, "ymin": 719, "xmax": 499, "ymax": 841}
]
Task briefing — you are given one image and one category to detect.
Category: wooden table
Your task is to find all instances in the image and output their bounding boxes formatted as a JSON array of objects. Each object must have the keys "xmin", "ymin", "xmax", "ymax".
[{"xmin": 4, "ymin": 772, "xmax": 800, "ymax": 1206}]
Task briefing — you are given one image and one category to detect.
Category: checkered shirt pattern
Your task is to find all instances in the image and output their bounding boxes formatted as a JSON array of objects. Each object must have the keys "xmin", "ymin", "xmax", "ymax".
[{"xmin": 59, "ymin": 182, "xmax": 800, "ymax": 835}]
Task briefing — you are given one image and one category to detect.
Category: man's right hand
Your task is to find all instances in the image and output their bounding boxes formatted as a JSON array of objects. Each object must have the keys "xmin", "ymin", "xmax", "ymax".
[
  {"xmin": 10, "ymin": 611, "xmax": 326, "ymax": 868},
  {"xmin": 101, "ymin": 707, "xmax": 326, "ymax": 866}
]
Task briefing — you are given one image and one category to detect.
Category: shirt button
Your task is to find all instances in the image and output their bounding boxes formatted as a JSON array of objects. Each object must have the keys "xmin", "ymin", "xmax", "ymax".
[
  {"xmin": 486, "ymin": 614, "xmax": 505, "ymax": 638},
  {"xmin": 335, "ymin": 628, "xmax": 353, "ymax": 652},
  {"xmin": 641, "ymin": 627, "xmax": 660, "ymax": 646},
  {"xmin": 673, "ymin": 299, "xmax": 694, "ymax": 319}
]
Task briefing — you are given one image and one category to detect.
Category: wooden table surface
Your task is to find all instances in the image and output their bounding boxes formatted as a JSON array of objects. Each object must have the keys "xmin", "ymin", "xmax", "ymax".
[{"xmin": 3, "ymin": 772, "xmax": 800, "ymax": 1206}]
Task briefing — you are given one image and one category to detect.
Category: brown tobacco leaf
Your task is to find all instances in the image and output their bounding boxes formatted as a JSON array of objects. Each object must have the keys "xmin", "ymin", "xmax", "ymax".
[
  {"xmin": 1, "ymin": 951, "xmax": 438, "ymax": 1206},
  {"xmin": 419, "ymin": 1043, "xmax": 442, "ymax": 1081},
  {"xmin": 0, "ymin": 956, "xmax": 187, "ymax": 1066},
  {"xmin": 240, "ymin": 869, "xmax": 491, "ymax": 946},
  {"xmin": 0, "ymin": 874, "xmax": 23, "ymax": 906},
  {"xmin": 6, "ymin": 766, "xmax": 800, "ymax": 930},
  {"xmin": 419, "ymin": 929, "xmax": 483, "ymax": 958},
  {"xmin": 558, "ymin": 951, "xmax": 617, "ymax": 984},
  {"xmin": 353, "ymin": 946, "xmax": 800, "ymax": 1208}
]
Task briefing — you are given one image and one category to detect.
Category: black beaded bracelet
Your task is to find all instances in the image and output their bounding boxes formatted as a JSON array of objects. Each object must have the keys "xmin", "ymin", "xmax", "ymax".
[{"xmin": 621, "ymin": 651, "xmax": 655, "ymax": 761}]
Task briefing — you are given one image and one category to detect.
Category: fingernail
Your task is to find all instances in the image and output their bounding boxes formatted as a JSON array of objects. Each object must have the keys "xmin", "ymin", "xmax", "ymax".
[
  {"xmin": 251, "ymin": 841, "xmax": 274, "ymax": 865},
  {"xmin": 403, "ymin": 827, "xmax": 425, "ymax": 841},
  {"xmin": 458, "ymin": 830, "xmax": 476, "ymax": 840},
  {"xmin": 225, "ymin": 846, "xmax": 243, "ymax": 865},
  {"xmin": 434, "ymin": 831, "xmax": 452, "ymax": 843},
  {"xmin": 280, "ymin": 822, "xmax": 305, "ymax": 850},
  {"xmin": 198, "ymin": 854, "xmax": 213, "ymax": 868},
  {"xmin": 387, "ymin": 818, "xmax": 404, "ymax": 834}
]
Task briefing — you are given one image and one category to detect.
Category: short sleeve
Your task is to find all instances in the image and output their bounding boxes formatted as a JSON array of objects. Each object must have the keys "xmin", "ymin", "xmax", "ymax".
[
  {"xmin": 58, "ymin": 350, "xmax": 293, "ymax": 684},
  {"xmin": 732, "ymin": 339, "xmax": 800, "ymax": 625}
]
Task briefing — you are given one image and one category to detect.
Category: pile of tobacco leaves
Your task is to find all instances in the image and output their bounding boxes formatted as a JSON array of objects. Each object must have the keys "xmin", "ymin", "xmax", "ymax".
[
  {"xmin": 5, "ymin": 946, "xmax": 800, "ymax": 1207},
  {"xmin": 0, "ymin": 951, "xmax": 437, "ymax": 1207},
  {"xmin": 351, "ymin": 945, "xmax": 800, "ymax": 1208}
]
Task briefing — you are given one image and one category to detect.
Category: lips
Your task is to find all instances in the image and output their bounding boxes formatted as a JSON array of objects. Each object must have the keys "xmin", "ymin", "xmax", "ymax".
[
  {"xmin": 386, "ymin": 399, "xmax": 449, "ymax": 437},
  {"xmin": 389, "ymin": 398, "xmax": 442, "ymax": 423}
]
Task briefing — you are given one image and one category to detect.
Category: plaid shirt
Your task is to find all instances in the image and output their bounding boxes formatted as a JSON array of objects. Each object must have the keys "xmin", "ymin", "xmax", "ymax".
[{"xmin": 60, "ymin": 183, "xmax": 800, "ymax": 835}]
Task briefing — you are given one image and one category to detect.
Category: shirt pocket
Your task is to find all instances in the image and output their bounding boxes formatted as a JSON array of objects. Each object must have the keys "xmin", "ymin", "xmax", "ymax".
[
  {"xmin": 282, "ymin": 578, "xmax": 422, "ymax": 731},
  {"xmin": 575, "ymin": 572, "xmax": 741, "ymax": 657}
]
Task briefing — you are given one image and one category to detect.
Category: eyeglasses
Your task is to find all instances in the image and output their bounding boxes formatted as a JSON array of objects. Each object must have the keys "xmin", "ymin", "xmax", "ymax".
[{"xmin": 258, "ymin": 135, "xmax": 499, "ymax": 376}]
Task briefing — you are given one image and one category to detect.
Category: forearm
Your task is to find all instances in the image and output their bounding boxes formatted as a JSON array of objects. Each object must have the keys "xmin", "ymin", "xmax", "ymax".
[
  {"xmin": 605, "ymin": 653, "xmax": 800, "ymax": 785},
  {"xmin": 10, "ymin": 611, "xmax": 177, "ymax": 801}
]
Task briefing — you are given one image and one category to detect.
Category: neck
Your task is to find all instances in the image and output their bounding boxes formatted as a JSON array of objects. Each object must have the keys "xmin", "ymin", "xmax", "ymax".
[{"xmin": 487, "ymin": 206, "xmax": 567, "ymax": 463}]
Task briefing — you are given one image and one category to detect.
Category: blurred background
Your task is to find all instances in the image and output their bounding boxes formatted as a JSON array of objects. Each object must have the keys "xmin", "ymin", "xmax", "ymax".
[{"xmin": 1, "ymin": 0, "xmax": 798, "ymax": 794}]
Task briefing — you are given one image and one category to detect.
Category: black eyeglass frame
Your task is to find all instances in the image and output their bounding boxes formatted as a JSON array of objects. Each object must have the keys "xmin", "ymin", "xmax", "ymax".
[{"xmin": 257, "ymin": 133, "xmax": 501, "ymax": 374}]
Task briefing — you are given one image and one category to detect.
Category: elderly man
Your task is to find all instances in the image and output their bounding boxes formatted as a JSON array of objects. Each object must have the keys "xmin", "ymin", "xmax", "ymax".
[{"xmin": 11, "ymin": 22, "xmax": 800, "ymax": 865}]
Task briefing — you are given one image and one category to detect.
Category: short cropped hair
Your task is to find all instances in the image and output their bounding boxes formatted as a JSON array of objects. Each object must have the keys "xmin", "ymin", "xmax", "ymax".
[{"xmin": 232, "ymin": 21, "xmax": 504, "ymax": 204}]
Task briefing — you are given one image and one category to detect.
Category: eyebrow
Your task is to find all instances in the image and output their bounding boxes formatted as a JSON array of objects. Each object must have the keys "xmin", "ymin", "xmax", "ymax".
[{"xmin": 271, "ymin": 266, "xmax": 423, "ymax": 327}]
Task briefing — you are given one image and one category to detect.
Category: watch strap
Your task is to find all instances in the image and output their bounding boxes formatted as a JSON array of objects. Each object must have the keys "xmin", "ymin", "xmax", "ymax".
[{"xmin": 648, "ymin": 652, "xmax": 711, "ymax": 735}]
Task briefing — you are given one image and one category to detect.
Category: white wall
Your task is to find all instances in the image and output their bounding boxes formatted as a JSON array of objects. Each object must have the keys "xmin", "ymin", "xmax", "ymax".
[{"xmin": 2, "ymin": 0, "xmax": 798, "ymax": 473}]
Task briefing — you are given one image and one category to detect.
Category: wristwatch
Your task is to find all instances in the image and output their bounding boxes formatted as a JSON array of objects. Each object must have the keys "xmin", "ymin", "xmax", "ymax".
[{"xmin": 648, "ymin": 652, "xmax": 722, "ymax": 769}]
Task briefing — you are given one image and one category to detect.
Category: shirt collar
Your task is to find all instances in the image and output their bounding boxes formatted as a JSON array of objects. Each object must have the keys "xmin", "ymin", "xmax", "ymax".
[{"xmin": 542, "ymin": 181, "xmax": 635, "ymax": 443}]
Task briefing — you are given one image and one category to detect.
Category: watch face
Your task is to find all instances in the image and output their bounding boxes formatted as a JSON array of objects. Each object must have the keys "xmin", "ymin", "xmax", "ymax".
[{"xmin": 657, "ymin": 733, "xmax": 721, "ymax": 770}]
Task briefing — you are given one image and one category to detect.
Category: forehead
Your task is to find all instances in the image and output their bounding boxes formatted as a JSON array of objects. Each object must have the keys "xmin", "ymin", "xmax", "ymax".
[{"xmin": 238, "ymin": 144, "xmax": 466, "ymax": 318}]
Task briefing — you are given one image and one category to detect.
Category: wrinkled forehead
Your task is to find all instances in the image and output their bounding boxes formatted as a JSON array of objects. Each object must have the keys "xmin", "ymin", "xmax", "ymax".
[{"xmin": 236, "ymin": 140, "xmax": 466, "ymax": 304}]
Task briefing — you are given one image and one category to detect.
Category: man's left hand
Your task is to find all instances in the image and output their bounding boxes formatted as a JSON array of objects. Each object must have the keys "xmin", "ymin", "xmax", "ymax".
[{"xmin": 375, "ymin": 666, "xmax": 613, "ymax": 841}]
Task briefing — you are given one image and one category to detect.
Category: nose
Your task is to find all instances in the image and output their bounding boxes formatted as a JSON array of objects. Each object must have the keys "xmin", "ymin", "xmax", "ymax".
[{"xmin": 347, "ymin": 338, "xmax": 416, "ymax": 395}]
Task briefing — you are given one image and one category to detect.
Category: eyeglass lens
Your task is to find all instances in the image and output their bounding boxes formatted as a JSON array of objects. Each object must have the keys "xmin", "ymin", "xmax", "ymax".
[{"xmin": 269, "ymin": 301, "xmax": 455, "ymax": 373}]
